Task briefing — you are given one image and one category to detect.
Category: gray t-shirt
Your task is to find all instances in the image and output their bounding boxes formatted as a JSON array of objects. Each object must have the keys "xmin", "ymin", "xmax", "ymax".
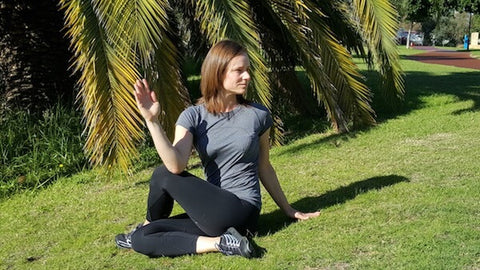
[{"xmin": 176, "ymin": 103, "xmax": 273, "ymax": 209}]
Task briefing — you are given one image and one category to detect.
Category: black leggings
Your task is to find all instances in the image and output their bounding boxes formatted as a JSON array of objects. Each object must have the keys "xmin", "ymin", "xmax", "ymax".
[{"xmin": 131, "ymin": 165, "xmax": 260, "ymax": 257}]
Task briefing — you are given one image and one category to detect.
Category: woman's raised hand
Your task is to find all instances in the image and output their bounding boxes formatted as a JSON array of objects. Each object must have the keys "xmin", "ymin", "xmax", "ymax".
[{"xmin": 133, "ymin": 79, "xmax": 161, "ymax": 122}]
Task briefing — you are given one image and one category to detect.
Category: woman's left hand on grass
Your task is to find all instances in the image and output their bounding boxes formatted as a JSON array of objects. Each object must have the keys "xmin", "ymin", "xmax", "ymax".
[
  {"xmin": 288, "ymin": 209, "xmax": 320, "ymax": 221},
  {"xmin": 294, "ymin": 211, "xmax": 320, "ymax": 221}
]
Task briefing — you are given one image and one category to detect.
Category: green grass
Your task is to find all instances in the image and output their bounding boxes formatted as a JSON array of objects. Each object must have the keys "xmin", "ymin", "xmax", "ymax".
[
  {"xmin": 0, "ymin": 104, "xmax": 164, "ymax": 199},
  {"xmin": 0, "ymin": 104, "xmax": 88, "ymax": 197},
  {"xmin": 470, "ymin": 49, "xmax": 480, "ymax": 58},
  {"xmin": 1, "ymin": 49, "xmax": 480, "ymax": 269}
]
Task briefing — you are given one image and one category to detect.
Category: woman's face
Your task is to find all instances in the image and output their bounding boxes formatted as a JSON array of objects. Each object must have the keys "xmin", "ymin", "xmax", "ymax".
[{"xmin": 222, "ymin": 53, "xmax": 251, "ymax": 97}]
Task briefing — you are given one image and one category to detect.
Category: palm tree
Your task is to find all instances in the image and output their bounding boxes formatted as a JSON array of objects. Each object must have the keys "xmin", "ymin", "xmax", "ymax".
[
  {"xmin": 0, "ymin": 0, "xmax": 74, "ymax": 114},
  {"xmin": 59, "ymin": 0, "xmax": 404, "ymax": 172}
]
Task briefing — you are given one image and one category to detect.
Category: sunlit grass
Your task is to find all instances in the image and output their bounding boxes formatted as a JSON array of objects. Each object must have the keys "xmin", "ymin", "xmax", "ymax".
[{"xmin": 470, "ymin": 49, "xmax": 480, "ymax": 58}]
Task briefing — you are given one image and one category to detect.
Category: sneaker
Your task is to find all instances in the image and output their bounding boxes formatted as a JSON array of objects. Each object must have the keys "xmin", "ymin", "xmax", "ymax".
[
  {"xmin": 215, "ymin": 227, "xmax": 254, "ymax": 258},
  {"xmin": 115, "ymin": 223, "xmax": 143, "ymax": 249}
]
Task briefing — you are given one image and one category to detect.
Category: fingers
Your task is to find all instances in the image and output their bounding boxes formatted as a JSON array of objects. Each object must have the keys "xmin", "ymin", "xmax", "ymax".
[
  {"xmin": 294, "ymin": 211, "xmax": 321, "ymax": 221},
  {"xmin": 134, "ymin": 79, "xmax": 141, "ymax": 92},
  {"xmin": 133, "ymin": 79, "xmax": 150, "ymax": 94},
  {"xmin": 141, "ymin": 78, "xmax": 150, "ymax": 92},
  {"xmin": 150, "ymin": 88, "xmax": 158, "ymax": 103},
  {"xmin": 297, "ymin": 214, "xmax": 310, "ymax": 221}
]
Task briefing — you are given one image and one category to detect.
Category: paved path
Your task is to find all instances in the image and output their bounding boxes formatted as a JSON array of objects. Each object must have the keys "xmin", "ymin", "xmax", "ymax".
[{"xmin": 405, "ymin": 46, "xmax": 480, "ymax": 70}]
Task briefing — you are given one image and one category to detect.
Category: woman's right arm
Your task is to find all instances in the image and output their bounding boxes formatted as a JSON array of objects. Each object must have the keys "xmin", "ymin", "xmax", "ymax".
[{"xmin": 134, "ymin": 79, "xmax": 193, "ymax": 174}]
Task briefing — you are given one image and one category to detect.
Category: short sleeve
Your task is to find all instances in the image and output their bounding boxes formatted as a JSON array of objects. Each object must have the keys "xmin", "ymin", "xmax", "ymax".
[
  {"xmin": 260, "ymin": 110, "xmax": 273, "ymax": 136},
  {"xmin": 250, "ymin": 103, "xmax": 273, "ymax": 136},
  {"xmin": 176, "ymin": 106, "xmax": 197, "ymax": 134}
]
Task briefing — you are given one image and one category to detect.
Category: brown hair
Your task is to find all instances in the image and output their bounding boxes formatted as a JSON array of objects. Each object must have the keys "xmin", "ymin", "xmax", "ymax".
[{"xmin": 197, "ymin": 40, "xmax": 248, "ymax": 114}]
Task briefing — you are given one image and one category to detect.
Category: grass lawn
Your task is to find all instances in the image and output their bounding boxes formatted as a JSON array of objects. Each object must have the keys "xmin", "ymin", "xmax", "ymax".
[
  {"xmin": 1, "ymin": 47, "xmax": 479, "ymax": 269},
  {"xmin": 470, "ymin": 49, "xmax": 480, "ymax": 58}
]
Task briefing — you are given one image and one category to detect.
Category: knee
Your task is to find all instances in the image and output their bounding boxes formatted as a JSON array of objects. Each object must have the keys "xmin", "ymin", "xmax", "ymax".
[
  {"xmin": 130, "ymin": 228, "xmax": 146, "ymax": 254},
  {"xmin": 149, "ymin": 165, "xmax": 172, "ymax": 189},
  {"xmin": 153, "ymin": 165, "xmax": 170, "ymax": 177}
]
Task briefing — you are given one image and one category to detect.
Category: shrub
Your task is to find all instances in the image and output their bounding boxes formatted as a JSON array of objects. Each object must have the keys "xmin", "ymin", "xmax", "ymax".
[{"xmin": 0, "ymin": 104, "xmax": 88, "ymax": 198}]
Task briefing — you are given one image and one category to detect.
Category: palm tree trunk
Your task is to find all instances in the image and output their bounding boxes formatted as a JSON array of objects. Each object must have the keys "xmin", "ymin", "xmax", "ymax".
[{"xmin": 0, "ymin": 0, "xmax": 74, "ymax": 114}]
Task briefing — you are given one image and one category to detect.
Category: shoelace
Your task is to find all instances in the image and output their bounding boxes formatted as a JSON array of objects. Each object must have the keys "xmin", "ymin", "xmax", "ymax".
[
  {"xmin": 223, "ymin": 234, "xmax": 240, "ymax": 248},
  {"xmin": 125, "ymin": 234, "xmax": 132, "ymax": 245},
  {"xmin": 217, "ymin": 234, "xmax": 240, "ymax": 255},
  {"xmin": 124, "ymin": 225, "xmax": 140, "ymax": 245}
]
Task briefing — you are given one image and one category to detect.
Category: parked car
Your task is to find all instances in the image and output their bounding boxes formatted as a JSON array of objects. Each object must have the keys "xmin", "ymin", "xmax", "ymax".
[
  {"xmin": 409, "ymin": 33, "xmax": 424, "ymax": 46},
  {"xmin": 396, "ymin": 30, "xmax": 424, "ymax": 46},
  {"xmin": 396, "ymin": 30, "xmax": 408, "ymax": 45}
]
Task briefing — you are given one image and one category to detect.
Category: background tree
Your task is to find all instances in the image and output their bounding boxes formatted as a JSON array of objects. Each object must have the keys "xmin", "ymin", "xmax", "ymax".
[
  {"xmin": 457, "ymin": 0, "xmax": 480, "ymax": 13},
  {"xmin": 459, "ymin": 0, "xmax": 480, "ymax": 49},
  {"xmin": 431, "ymin": 11, "xmax": 469, "ymax": 46},
  {"xmin": 473, "ymin": 14, "xmax": 480, "ymax": 32},
  {"xmin": 58, "ymin": 0, "xmax": 404, "ymax": 173},
  {"xmin": 393, "ymin": 0, "xmax": 480, "ymax": 46},
  {"xmin": 391, "ymin": 0, "xmax": 432, "ymax": 47}
]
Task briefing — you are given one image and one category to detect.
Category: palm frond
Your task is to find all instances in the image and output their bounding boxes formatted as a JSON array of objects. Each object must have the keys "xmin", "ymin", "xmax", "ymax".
[
  {"xmin": 250, "ymin": 1, "xmax": 321, "ymax": 117},
  {"xmin": 120, "ymin": 0, "xmax": 189, "ymax": 140},
  {"xmin": 174, "ymin": 1, "xmax": 210, "ymax": 60},
  {"xmin": 149, "ymin": 32, "xmax": 191, "ymax": 140},
  {"xmin": 304, "ymin": 0, "xmax": 376, "ymax": 128},
  {"xmin": 60, "ymin": 0, "xmax": 179, "ymax": 172},
  {"xmin": 264, "ymin": 0, "xmax": 351, "ymax": 132},
  {"xmin": 350, "ymin": 0, "xmax": 405, "ymax": 100},
  {"xmin": 60, "ymin": 0, "xmax": 143, "ymax": 171},
  {"xmin": 262, "ymin": 0, "xmax": 386, "ymax": 130},
  {"xmin": 313, "ymin": 1, "xmax": 368, "ymax": 60}
]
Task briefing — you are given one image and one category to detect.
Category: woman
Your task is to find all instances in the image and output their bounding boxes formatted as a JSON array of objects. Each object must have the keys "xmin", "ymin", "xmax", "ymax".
[{"xmin": 115, "ymin": 40, "xmax": 320, "ymax": 258}]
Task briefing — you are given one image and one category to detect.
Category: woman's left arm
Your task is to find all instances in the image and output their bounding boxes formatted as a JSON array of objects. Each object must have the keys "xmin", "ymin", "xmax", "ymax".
[{"xmin": 258, "ymin": 129, "xmax": 320, "ymax": 221}]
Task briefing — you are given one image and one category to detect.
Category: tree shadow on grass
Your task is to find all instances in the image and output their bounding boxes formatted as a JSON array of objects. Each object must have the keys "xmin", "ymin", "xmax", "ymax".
[
  {"xmin": 365, "ymin": 69, "xmax": 480, "ymax": 120},
  {"xmin": 278, "ymin": 69, "xmax": 480, "ymax": 154},
  {"xmin": 276, "ymin": 131, "xmax": 357, "ymax": 157},
  {"xmin": 283, "ymin": 68, "xmax": 480, "ymax": 156},
  {"xmin": 256, "ymin": 174, "xmax": 409, "ymax": 236}
]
